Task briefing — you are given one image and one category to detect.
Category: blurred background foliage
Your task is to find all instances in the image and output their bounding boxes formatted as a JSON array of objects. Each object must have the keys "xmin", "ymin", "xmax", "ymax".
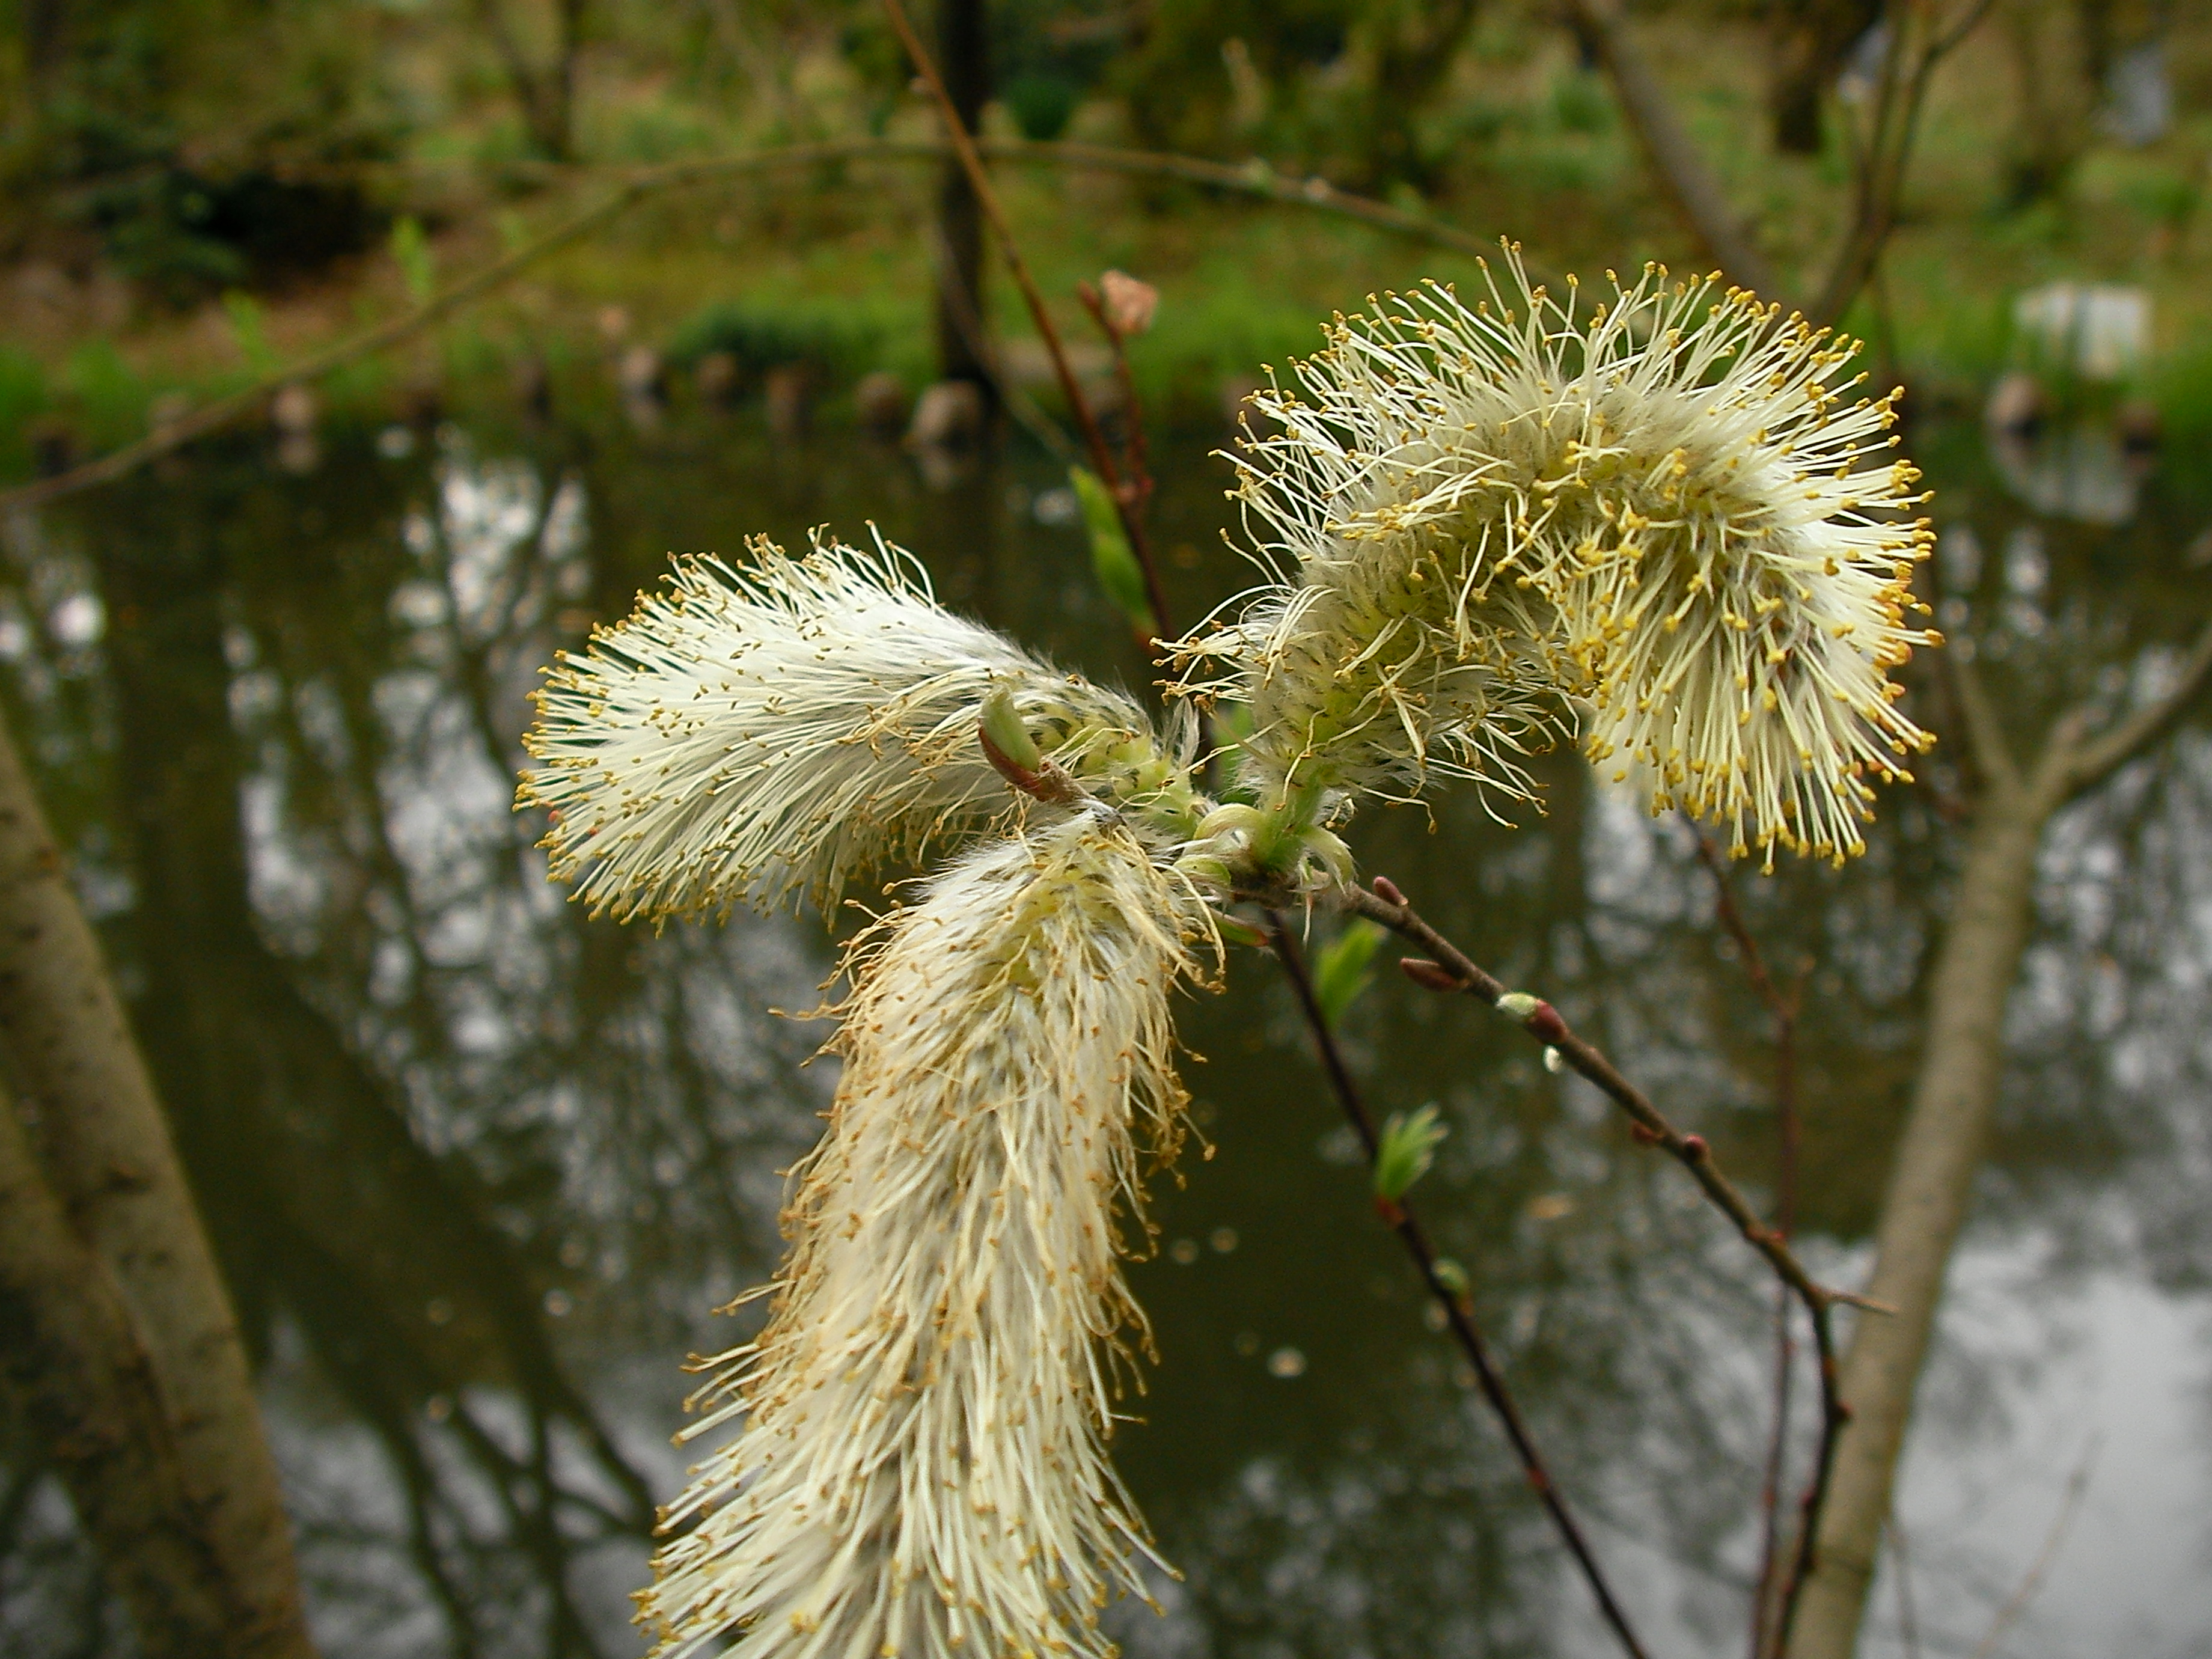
[
  {"xmin": 5, "ymin": 5, "xmax": 2212, "ymax": 1657},
  {"xmin": 0, "ymin": 0, "xmax": 2207, "ymax": 462}
]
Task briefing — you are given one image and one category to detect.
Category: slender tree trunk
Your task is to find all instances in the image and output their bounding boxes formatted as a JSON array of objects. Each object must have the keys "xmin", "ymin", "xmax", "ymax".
[
  {"xmin": 477, "ymin": 0, "xmax": 587, "ymax": 161},
  {"xmin": 1563, "ymin": 0, "xmax": 1779, "ymax": 296},
  {"xmin": 1768, "ymin": 0, "xmax": 1881, "ymax": 155},
  {"xmin": 0, "ymin": 1079, "xmax": 245, "ymax": 1657},
  {"xmin": 932, "ymin": 0, "xmax": 994, "ymax": 397},
  {"xmin": 1785, "ymin": 619, "xmax": 2212, "ymax": 1656},
  {"xmin": 1785, "ymin": 780, "xmax": 2050, "ymax": 1658},
  {"xmin": 0, "ymin": 697, "xmax": 316, "ymax": 1659}
]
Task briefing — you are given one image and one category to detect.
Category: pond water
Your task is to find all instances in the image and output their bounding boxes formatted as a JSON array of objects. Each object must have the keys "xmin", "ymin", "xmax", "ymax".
[{"xmin": 2, "ymin": 385, "xmax": 2210, "ymax": 1659}]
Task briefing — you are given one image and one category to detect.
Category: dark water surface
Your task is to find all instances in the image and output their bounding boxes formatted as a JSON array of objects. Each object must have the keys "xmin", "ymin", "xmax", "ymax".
[{"xmin": 3, "ymin": 394, "xmax": 2210, "ymax": 1659}]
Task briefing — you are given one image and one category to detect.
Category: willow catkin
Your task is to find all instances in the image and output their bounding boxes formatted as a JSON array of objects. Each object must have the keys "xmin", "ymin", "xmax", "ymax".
[
  {"xmin": 640, "ymin": 813, "xmax": 1196, "ymax": 1659},
  {"xmin": 522, "ymin": 535, "xmax": 1153, "ymax": 919},
  {"xmin": 1176, "ymin": 255, "xmax": 1938, "ymax": 861}
]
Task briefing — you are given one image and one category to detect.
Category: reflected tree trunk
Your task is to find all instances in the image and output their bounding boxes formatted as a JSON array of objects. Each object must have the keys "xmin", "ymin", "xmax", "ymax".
[
  {"xmin": 84, "ymin": 475, "xmax": 649, "ymax": 1650},
  {"xmin": 932, "ymin": 0, "xmax": 994, "ymax": 399},
  {"xmin": 0, "ymin": 1077, "xmax": 245, "ymax": 1658},
  {"xmin": 1786, "ymin": 631, "xmax": 2212, "ymax": 1658},
  {"xmin": 0, "ymin": 700, "xmax": 316, "ymax": 1659}
]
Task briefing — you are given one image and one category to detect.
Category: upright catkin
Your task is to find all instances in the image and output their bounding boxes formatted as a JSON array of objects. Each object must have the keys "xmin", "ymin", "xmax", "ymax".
[
  {"xmin": 640, "ymin": 814, "xmax": 1195, "ymax": 1659},
  {"xmin": 1177, "ymin": 258, "xmax": 1937, "ymax": 861}
]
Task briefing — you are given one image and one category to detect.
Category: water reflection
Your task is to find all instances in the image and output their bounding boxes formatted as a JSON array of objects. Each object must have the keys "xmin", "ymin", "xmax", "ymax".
[{"xmin": 2, "ymin": 398, "xmax": 2209, "ymax": 1658}]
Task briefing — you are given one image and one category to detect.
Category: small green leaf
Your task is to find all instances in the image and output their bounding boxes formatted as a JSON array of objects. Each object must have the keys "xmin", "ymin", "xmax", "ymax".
[
  {"xmin": 221, "ymin": 292, "xmax": 278, "ymax": 377},
  {"xmin": 979, "ymin": 686, "xmax": 1042, "ymax": 773},
  {"xmin": 1069, "ymin": 466, "xmax": 1156, "ymax": 635},
  {"xmin": 1312, "ymin": 919, "xmax": 1383, "ymax": 1024},
  {"xmin": 391, "ymin": 215, "xmax": 436, "ymax": 305},
  {"xmin": 1373, "ymin": 1103, "xmax": 1447, "ymax": 1205},
  {"xmin": 1431, "ymin": 1256, "xmax": 1470, "ymax": 1300}
]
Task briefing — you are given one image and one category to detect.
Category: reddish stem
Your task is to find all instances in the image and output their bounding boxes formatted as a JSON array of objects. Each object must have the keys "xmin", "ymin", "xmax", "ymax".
[{"xmin": 1265, "ymin": 913, "xmax": 1652, "ymax": 1659}]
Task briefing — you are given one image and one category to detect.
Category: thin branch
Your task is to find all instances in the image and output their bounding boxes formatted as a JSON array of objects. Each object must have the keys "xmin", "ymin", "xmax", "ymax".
[
  {"xmin": 1806, "ymin": 0, "xmax": 1993, "ymax": 326},
  {"xmin": 1931, "ymin": 0, "xmax": 2003, "ymax": 63},
  {"xmin": 1263, "ymin": 914, "xmax": 1652, "ymax": 1659},
  {"xmin": 1328, "ymin": 873, "xmax": 1862, "ymax": 1646},
  {"xmin": 0, "ymin": 136, "xmax": 1512, "ymax": 517},
  {"xmin": 1965, "ymin": 1437, "xmax": 2098, "ymax": 1659},
  {"xmin": 1942, "ymin": 648, "xmax": 2021, "ymax": 801},
  {"xmin": 1809, "ymin": 0, "xmax": 1940, "ymax": 326},
  {"xmin": 2053, "ymin": 615, "xmax": 2212, "ymax": 802},
  {"xmin": 1337, "ymin": 879, "xmax": 1873, "ymax": 1318},
  {"xmin": 885, "ymin": 0, "xmax": 1163, "ymax": 644}
]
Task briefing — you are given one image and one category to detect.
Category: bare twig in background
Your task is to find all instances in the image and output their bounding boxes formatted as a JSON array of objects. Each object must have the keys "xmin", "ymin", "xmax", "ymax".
[
  {"xmin": 1806, "ymin": 0, "xmax": 1992, "ymax": 327},
  {"xmin": 1566, "ymin": 0, "xmax": 1996, "ymax": 322},
  {"xmin": 1966, "ymin": 1438, "xmax": 2097, "ymax": 1659},
  {"xmin": 1263, "ymin": 914, "xmax": 1652, "ymax": 1659},
  {"xmin": 1562, "ymin": 0, "xmax": 1779, "ymax": 294}
]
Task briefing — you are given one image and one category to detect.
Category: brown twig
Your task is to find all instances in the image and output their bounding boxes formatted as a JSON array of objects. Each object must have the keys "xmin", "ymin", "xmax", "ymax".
[
  {"xmin": 1262, "ymin": 913, "xmax": 1652, "ymax": 1659},
  {"xmin": 881, "ymin": 0, "xmax": 1172, "ymax": 644},
  {"xmin": 1563, "ymin": 0, "xmax": 1778, "ymax": 294},
  {"xmin": 1075, "ymin": 281, "xmax": 1156, "ymax": 527},
  {"xmin": 1334, "ymin": 873, "xmax": 1864, "ymax": 1648},
  {"xmin": 1341, "ymin": 879, "xmax": 1872, "ymax": 1314}
]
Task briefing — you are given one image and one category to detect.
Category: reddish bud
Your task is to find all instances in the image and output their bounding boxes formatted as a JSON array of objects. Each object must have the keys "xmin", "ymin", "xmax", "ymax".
[
  {"xmin": 1399, "ymin": 958, "xmax": 1463, "ymax": 992},
  {"xmin": 1525, "ymin": 1000, "xmax": 1568, "ymax": 1044},
  {"xmin": 1099, "ymin": 269, "xmax": 1159, "ymax": 337},
  {"xmin": 1628, "ymin": 1122, "xmax": 1661, "ymax": 1146},
  {"xmin": 1371, "ymin": 875, "xmax": 1406, "ymax": 906},
  {"xmin": 1681, "ymin": 1134, "xmax": 1709, "ymax": 1160}
]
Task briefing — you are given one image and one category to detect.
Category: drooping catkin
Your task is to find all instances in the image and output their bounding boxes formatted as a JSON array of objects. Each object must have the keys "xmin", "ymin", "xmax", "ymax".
[
  {"xmin": 639, "ymin": 813, "xmax": 1196, "ymax": 1659},
  {"xmin": 522, "ymin": 535, "xmax": 1153, "ymax": 919}
]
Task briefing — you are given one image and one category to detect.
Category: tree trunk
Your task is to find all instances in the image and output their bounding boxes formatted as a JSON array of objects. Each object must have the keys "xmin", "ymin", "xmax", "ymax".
[
  {"xmin": 477, "ymin": 0, "xmax": 586, "ymax": 162},
  {"xmin": 932, "ymin": 0, "xmax": 994, "ymax": 397},
  {"xmin": 0, "ymin": 697, "xmax": 316, "ymax": 1659},
  {"xmin": 1786, "ymin": 762, "xmax": 2064, "ymax": 1656},
  {"xmin": 1768, "ymin": 0, "xmax": 1881, "ymax": 154},
  {"xmin": 0, "ymin": 1079, "xmax": 246, "ymax": 1657},
  {"xmin": 1564, "ymin": 0, "xmax": 1780, "ymax": 297}
]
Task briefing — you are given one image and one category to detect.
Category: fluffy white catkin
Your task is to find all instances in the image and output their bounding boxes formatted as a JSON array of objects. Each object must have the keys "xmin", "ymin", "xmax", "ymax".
[
  {"xmin": 522, "ymin": 536, "xmax": 1153, "ymax": 919},
  {"xmin": 1179, "ymin": 257, "xmax": 1938, "ymax": 861},
  {"xmin": 639, "ymin": 814, "xmax": 1194, "ymax": 1659}
]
